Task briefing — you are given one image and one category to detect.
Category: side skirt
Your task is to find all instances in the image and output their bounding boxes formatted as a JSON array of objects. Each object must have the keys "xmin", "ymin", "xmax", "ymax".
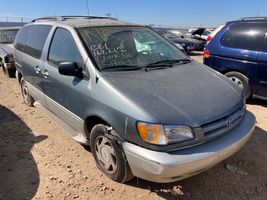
[{"xmin": 34, "ymin": 101, "xmax": 89, "ymax": 145}]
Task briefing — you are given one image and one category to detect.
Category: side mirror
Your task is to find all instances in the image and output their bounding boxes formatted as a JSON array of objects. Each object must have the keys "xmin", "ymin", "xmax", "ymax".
[{"xmin": 58, "ymin": 62, "xmax": 83, "ymax": 78}]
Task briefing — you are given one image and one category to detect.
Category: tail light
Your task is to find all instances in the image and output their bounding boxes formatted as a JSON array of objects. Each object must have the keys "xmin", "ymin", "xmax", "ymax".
[
  {"xmin": 207, "ymin": 35, "xmax": 213, "ymax": 42},
  {"xmin": 204, "ymin": 49, "xmax": 210, "ymax": 59}
]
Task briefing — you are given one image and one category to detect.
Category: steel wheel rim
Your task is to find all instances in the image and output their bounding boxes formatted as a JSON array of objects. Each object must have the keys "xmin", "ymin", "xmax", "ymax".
[
  {"xmin": 22, "ymin": 81, "xmax": 30, "ymax": 104},
  {"xmin": 95, "ymin": 136, "xmax": 117, "ymax": 174},
  {"xmin": 229, "ymin": 76, "xmax": 243, "ymax": 88}
]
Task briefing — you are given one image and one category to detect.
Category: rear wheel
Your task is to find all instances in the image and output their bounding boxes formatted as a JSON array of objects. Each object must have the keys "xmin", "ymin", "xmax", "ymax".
[
  {"xmin": 225, "ymin": 71, "xmax": 252, "ymax": 99},
  {"xmin": 20, "ymin": 77, "xmax": 34, "ymax": 107},
  {"xmin": 90, "ymin": 124, "xmax": 134, "ymax": 183}
]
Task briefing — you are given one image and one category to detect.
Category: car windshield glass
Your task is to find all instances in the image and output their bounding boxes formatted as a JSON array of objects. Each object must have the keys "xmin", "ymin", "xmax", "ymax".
[
  {"xmin": 78, "ymin": 26, "xmax": 187, "ymax": 71},
  {"xmin": 0, "ymin": 30, "xmax": 18, "ymax": 43}
]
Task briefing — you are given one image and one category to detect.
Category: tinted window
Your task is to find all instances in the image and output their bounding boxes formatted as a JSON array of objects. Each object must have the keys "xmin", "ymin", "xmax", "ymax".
[
  {"xmin": 14, "ymin": 26, "xmax": 30, "ymax": 52},
  {"xmin": 48, "ymin": 28, "xmax": 82, "ymax": 66},
  {"xmin": 261, "ymin": 33, "xmax": 267, "ymax": 52},
  {"xmin": 24, "ymin": 25, "xmax": 52, "ymax": 59},
  {"xmin": 221, "ymin": 22, "xmax": 266, "ymax": 51}
]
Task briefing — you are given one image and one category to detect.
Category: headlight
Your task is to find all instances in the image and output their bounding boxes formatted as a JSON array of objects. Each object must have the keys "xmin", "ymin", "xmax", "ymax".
[
  {"xmin": 164, "ymin": 125, "xmax": 194, "ymax": 143},
  {"xmin": 137, "ymin": 122, "xmax": 168, "ymax": 145},
  {"xmin": 137, "ymin": 122, "xmax": 194, "ymax": 145}
]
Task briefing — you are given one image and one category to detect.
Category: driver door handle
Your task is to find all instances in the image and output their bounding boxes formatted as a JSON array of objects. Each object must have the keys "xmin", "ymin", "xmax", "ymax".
[
  {"xmin": 42, "ymin": 69, "xmax": 49, "ymax": 78},
  {"xmin": 35, "ymin": 66, "xmax": 41, "ymax": 74}
]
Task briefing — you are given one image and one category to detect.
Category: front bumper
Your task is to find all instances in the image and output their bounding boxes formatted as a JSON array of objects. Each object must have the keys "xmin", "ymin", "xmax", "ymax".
[{"xmin": 123, "ymin": 111, "xmax": 255, "ymax": 183}]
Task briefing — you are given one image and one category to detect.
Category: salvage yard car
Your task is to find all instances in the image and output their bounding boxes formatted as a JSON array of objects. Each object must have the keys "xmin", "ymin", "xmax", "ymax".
[
  {"xmin": 154, "ymin": 28, "xmax": 194, "ymax": 53},
  {"xmin": 14, "ymin": 16, "xmax": 255, "ymax": 183},
  {"xmin": 204, "ymin": 17, "xmax": 267, "ymax": 100},
  {"xmin": 0, "ymin": 27, "xmax": 19, "ymax": 77}
]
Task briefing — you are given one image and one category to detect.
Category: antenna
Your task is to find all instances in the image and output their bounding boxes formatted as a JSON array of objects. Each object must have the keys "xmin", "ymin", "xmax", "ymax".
[{"xmin": 86, "ymin": 0, "xmax": 90, "ymax": 25}]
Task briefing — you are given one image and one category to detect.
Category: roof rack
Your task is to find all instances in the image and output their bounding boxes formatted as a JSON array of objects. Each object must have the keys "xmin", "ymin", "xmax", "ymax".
[
  {"xmin": 239, "ymin": 16, "xmax": 267, "ymax": 21},
  {"xmin": 31, "ymin": 16, "xmax": 118, "ymax": 22}
]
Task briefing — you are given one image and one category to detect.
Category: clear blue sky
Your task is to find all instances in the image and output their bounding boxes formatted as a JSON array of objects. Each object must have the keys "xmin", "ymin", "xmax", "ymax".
[{"xmin": 0, "ymin": 0, "xmax": 266, "ymax": 28}]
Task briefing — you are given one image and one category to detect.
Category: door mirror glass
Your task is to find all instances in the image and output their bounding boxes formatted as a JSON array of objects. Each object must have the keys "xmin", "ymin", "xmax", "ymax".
[{"xmin": 58, "ymin": 62, "xmax": 82, "ymax": 78}]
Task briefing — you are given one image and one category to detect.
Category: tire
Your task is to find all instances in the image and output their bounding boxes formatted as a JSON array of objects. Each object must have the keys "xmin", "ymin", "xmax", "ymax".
[
  {"xmin": 225, "ymin": 71, "xmax": 252, "ymax": 99},
  {"xmin": 90, "ymin": 124, "xmax": 134, "ymax": 183},
  {"xmin": 2, "ymin": 63, "xmax": 15, "ymax": 78},
  {"xmin": 20, "ymin": 77, "xmax": 34, "ymax": 107}
]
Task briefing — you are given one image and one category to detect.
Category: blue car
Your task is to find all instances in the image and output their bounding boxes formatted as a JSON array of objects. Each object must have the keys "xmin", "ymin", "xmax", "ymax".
[{"xmin": 204, "ymin": 17, "xmax": 267, "ymax": 100}]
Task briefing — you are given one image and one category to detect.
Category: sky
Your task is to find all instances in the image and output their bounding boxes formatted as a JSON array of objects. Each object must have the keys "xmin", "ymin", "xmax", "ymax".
[{"xmin": 0, "ymin": 0, "xmax": 266, "ymax": 28}]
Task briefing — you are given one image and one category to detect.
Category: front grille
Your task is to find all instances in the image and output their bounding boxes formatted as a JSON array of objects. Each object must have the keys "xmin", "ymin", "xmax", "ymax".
[{"xmin": 201, "ymin": 106, "xmax": 245, "ymax": 137}]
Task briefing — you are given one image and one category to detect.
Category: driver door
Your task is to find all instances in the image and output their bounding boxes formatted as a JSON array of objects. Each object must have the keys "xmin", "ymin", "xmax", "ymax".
[{"xmin": 41, "ymin": 27, "xmax": 88, "ymax": 135}]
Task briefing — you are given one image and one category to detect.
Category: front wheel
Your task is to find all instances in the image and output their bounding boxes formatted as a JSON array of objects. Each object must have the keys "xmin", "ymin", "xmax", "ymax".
[
  {"xmin": 225, "ymin": 71, "xmax": 252, "ymax": 99},
  {"xmin": 20, "ymin": 77, "xmax": 34, "ymax": 107},
  {"xmin": 90, "ymin": 124, "xmax": 134, "ymax": 183}
]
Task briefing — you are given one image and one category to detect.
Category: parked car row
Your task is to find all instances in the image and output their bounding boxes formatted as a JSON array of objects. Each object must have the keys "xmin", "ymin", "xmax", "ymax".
[
  {"xmin": 6, "ymin": 16, "xmax": 255, "ymax": 184},
  {"xmin": 154, "ymin": 27, "xmax": 207, "ymax": 51},
  {"xmin": 0, "ymin": 27, "xmax": 19, "ymax": 77},
  {"xmin": 153, "ymin": 28, "xmax": 195, "ymax": 53}
]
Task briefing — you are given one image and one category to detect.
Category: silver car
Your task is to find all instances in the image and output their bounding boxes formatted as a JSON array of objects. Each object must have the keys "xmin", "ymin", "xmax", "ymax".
[{"xmin": 14, "ymin": 16, "xmax": 255, "ymax": 183}]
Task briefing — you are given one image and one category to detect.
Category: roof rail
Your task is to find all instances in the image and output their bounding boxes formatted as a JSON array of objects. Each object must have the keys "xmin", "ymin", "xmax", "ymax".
[
  {"xmin": 31, "ymin": 16, "xmax": 118, "ymax": 22},
  {"xmin": 239, "ymin": 16, "xmax": 267, "ymax": 21}
]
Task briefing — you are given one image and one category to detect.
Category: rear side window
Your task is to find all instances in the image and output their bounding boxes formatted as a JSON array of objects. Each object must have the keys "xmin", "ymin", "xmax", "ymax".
[
  {"xmin": 221, "ymin": 22, "xmax": 266, "ymax": 51},
  {"xmin": 14, "ymin": 26, "xmax": 30, "ymax": 52},
  {"xmin": 260, "ymin": 33, "xmax": 267, "ymax": 52},
  {"xmin": 48, "ymin": 28, "xmax": 82, "ymax": 66},
  {"xmin": 24, "ymin": 25, "xmax": 52, "ymax": 59}
]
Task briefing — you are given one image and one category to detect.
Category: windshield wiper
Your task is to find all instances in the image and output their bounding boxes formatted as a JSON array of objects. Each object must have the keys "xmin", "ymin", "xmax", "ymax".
[
  {"xmin": 144, "ymin": 58, "xmax": 192, "ymax": 71},
  {"xmin": 101, "ymin": 65, "xmax": 144, "ymax": 72},
  {"xmin": 146, "ymin": 58, "xmax": 191, "ymax": 67}
]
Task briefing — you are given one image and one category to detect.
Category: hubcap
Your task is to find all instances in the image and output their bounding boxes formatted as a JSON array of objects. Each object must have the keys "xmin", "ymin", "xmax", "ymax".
[
  {"xmin": 22, "ymin": 81, "xmax": 30, "ymax": 104},
  {"xmin": 95, "ymin": 136, "xmax": 117, "ymax": 174},
  {"xmin": 229, "ymin": 76, "xmax": 243, "ymax": 88}
]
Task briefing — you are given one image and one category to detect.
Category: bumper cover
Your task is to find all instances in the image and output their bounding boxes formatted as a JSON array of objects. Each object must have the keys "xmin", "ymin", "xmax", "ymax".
[{"xmin": 123, "ymin": 111, "xmax": 255, "ymax": 183}]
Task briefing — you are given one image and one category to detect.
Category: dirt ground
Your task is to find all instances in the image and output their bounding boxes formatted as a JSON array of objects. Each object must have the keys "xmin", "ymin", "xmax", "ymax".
[{"xmin": 0, "ymin": 53, "xmax": 267, "ymax": 200}]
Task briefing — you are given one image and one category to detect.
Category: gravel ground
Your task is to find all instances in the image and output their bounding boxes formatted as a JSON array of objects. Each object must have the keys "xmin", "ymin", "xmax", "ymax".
[{"xmin": 0, "ymin": 52, "xmax": 267, "ymax": 200}]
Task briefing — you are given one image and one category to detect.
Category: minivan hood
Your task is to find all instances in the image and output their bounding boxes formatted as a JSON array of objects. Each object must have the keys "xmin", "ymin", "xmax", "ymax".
[{"xmin": 103, "ymin": 61, "xmax": 243, "ymax": 127}]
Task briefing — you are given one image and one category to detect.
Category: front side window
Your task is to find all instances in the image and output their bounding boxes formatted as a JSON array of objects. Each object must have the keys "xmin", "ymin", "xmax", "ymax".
[
  {"xmin": 48, "ymin": 28, "xmax": 83, "ymax": 66},
  {"xmin": 79, "ymin": 26, "xmax": 187, "ymax": 71},
  {"xmin": 0, "ymin": 29, "xmax": 18, "ymax": 44},
  {"xmin": 221, "ymin": 22, "xmax": 266, "ymax": 51}
]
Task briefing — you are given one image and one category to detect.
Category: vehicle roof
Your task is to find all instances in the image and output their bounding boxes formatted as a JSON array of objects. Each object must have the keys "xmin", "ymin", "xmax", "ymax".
[
  {"xmin": 28, "ymin": 16, "xmax": 140, "ymax": 28},
  {"xmin": 227, "ymin": 16, "xmax": 267, "ymax": 24}
]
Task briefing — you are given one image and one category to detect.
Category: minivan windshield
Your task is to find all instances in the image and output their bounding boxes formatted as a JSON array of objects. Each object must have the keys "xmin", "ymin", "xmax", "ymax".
[
  {"xmin": 0, "ymin": 30, "xmax": 18, "ymax": 44},
  {"xmin": 79, "ymin": 26, "xmax": 188, "ymax": 71}
]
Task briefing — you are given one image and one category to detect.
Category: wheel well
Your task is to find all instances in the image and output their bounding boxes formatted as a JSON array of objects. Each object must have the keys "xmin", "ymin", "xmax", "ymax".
[
  {"xmin": 83, "ymin": 116, "xmax": 109, "ymax": 139},
  {"xmin": 17, "ymin": 72, "xmax": 23, "ymax": 84},
  {"xmin": 222, "ymin": 69, "xmax": 253, "ymax": 97},
  {"xmin": 221, "ymin": 69, "xmax": 248, "ymax": 78}
]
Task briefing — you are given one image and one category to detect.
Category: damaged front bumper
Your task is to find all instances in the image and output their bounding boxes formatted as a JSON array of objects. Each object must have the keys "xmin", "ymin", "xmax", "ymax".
[{"xmin": 123, "ymin": 111, "xmax": 255, "ymax": 183}]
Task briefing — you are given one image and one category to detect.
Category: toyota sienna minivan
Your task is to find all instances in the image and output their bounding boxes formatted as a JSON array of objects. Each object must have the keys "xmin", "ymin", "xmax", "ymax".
[{"xmin": 14, "ymin": 16, "xmax": 255, "ymax": 183}]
